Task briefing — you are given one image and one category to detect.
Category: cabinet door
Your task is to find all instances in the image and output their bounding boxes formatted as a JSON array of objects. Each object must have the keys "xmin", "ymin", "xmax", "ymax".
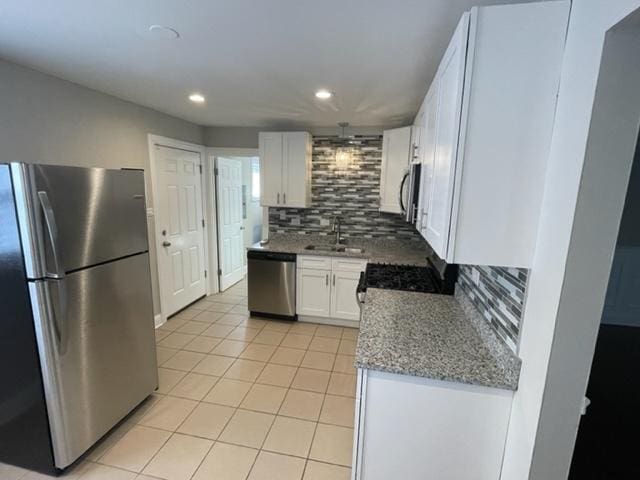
[
  {"xmin": 417, "ymin": 84, "xmax": 438, "ymax": 237},
  {"xmin": 330, "ymin": 270, "xmax": 362, "ymax": 321},
  {"xmin": 259, "ymin": 132, "xmax": 283, "ymax": 207},
  {"xmin": 425, "ymin": 13, "xmax": 469, "ymax": 259},
  {"xmin": 297, "ymin": 268, "xmax": 331, "ymax": 317},
  {"xmin": 379, "ymin": 126, "xmax": 412, "ymax": 213},
  {"xmin": 282, "ymin": 132, "xmax": 311, "ymax": 207}
]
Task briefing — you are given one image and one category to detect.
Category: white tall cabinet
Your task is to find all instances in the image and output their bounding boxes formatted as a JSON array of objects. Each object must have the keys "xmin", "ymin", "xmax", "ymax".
[
  {"xmin": 259, "ymin": 132, "xmax": 312, "ymax": 208},
  {"xmin": 415, "ymin": 1, "xmax": 570, "ymax": 267}
]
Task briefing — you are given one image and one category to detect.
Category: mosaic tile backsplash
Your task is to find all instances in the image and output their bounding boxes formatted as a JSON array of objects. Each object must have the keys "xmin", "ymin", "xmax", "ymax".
[
  {"xmin": 457, "ymin": 265, "xmax": 529, "ymax": 353},
  {"xmin": 269, "ymin": 135, "xmax": 421, "ymax": 240}
]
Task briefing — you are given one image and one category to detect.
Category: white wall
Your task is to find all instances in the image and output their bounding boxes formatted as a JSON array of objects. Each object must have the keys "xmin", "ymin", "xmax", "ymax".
[
  {"xmin": 0, "ymin": 59, "xmax": 204, "ymax": 315},
  {"xmin": 501, "ymin": 1, "xmax": 640, "ymax": 479}
]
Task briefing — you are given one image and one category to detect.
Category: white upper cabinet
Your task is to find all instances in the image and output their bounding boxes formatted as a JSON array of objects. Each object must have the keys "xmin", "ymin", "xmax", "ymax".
[
  {"xmin": 424, "ymin": 13, "xmax": 468, "ymax": 257},
  {"xmin": 259, "ymin": 132, "xmax": 283, "ymax": 207},
  {"xmin": 418, "ymin": 1, "xmax": 570, "ymax": 267},
  {"xmin": 283, "ymin": 132, "xmax": 312, "ymax": 207},
  {"xmin": 259, "ymin": 131, "xmax": 312, "ymax": 208},
  {"xmin": 416, "ymin": 83, "xmax": 438, "ymax": 235},
  {"xmin": 379, "ymin": 126, "xmax": 412, "ymax": 213}
]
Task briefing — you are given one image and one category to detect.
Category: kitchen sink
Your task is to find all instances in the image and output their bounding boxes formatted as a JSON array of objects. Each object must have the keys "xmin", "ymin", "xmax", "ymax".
[{"xmin": 304, "ymin": 245, "xmax": 365, "ymax": 254}]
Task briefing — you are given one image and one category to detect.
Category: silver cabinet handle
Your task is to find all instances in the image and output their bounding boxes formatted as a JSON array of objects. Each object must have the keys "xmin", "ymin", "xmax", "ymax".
[
  {"xmin": 162, "ymin": 241, "xmax": 172, "ymax": 247},
  {"xmin": 37, "ymin": 191, "xmax": 65, "ymax": 279},
  {"xmin": 277, "ymin": 193, "xmax": 280, "ymax": 204},
  {"xmin": 326, "ymin": 274, "xmax": 329, "ymax": 286},
  {"xmin": 283, "ymin": 193, "xmax": 286, "ymax": 204}
]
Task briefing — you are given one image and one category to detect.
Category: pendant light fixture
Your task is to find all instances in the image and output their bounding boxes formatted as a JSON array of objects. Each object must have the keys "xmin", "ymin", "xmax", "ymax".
[{"xmin": 335, "ymin": 122, "xmax": 353, "ymax": 171}]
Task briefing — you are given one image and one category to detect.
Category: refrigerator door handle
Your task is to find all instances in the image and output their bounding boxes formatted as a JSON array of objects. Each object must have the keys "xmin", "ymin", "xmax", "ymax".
[
  {"xmin": 46, "ymin": 279, "xmax": 69, "ymax": 354},
  {"xmin": 37, "ymin": 191, "xmax": 65, "ymax": 279}
]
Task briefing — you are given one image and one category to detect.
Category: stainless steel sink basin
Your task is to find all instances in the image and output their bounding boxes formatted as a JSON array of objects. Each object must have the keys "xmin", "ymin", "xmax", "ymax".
[
  {"xmin": 304, "ymin": 245, "xmax": 365, "ymax": 254},
  {"xmin": 304, "ymin": 244, "xmax": 339, "ymax": 252}
]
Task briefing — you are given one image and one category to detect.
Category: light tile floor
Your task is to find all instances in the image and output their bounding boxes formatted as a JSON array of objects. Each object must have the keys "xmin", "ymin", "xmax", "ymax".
[{"xmin": 2, "ymin": 279, "xmax": 356, "ymax": 480}]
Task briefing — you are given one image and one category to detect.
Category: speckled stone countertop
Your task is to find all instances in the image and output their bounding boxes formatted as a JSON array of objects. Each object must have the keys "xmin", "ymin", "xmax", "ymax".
[
  {"xmin": 355, "ymin": 288, "xmax": 521, "ymax": 390},
  {"xmin": 248, "ymin": 233, "xmax": 431, "ymax": 266}
]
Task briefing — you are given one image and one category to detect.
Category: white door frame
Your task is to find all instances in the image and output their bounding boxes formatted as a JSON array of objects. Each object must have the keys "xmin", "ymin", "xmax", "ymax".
[
  {"xmin": 207, "ymin": 147, "xmax": 259, "ymax": 286},
  {"xmin": 148, "ymin": 134, "xmax": 213, "ymax": 326}
]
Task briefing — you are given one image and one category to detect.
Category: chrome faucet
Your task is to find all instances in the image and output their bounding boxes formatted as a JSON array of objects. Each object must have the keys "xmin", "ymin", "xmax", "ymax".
[{"xmin": 331, "ymin": 216, "xmax": 342, "ymax": 246}]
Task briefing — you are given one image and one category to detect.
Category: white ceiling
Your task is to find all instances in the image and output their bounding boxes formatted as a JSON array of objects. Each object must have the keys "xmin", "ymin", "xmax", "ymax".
[{"xmin": 0, "ymin": 0, "xmax": 538, "ymax": 128}]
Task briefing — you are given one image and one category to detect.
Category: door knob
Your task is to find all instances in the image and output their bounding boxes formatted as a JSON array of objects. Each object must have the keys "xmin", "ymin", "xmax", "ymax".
[{"xmin": 162, "ymin": 241, "xmax": 171, "ymax": 247}]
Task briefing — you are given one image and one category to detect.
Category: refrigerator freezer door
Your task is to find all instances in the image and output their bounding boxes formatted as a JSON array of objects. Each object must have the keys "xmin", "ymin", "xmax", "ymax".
[
  {"xmin": 11, "ymin": 163, "xmax": 149, "ymax": 278},
  {"xmin": 29, "ymin": 253, "xmax": 157, "ymax": 469}
]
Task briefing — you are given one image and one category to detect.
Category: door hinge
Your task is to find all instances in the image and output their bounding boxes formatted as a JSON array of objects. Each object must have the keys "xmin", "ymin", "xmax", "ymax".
[
  {"xmin": 199, "ymin": 165, "xmax": 203, "ymax": 174},
  {"xmin": 218, "ymin": 269, "xmax": 222, "ymax": 276},
  {"xmin": 214, "ymin": 167, "xmax": 219, "ymax": 176},
  {"xmin": 202, "ymin": 219, "xmax": 205, "ymax": 228},
  {"xmin": 204, "ymin": 270, "xmax": 207, "ymax": 278}
]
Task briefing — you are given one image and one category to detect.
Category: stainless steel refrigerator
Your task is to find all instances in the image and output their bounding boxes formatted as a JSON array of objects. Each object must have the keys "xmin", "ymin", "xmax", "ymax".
[{"xmin": 0, "ymin": 163, "xmax": 158, "ymax": 474}]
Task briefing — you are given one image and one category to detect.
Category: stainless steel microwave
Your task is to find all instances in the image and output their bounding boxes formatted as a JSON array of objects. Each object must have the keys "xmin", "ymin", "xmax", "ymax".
[{"xmin": 399, "ymin": 162, "xmax": 422, "ymax": 224}]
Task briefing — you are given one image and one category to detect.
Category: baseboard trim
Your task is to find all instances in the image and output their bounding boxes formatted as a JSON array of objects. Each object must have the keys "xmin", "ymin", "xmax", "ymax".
[
  {"xmin": 298, "ymin": 315, "xmax": 359, "ymax": 329},
  {"xmin": 154, "ymin": 314, "xmax": 165, "ymax": 329}
]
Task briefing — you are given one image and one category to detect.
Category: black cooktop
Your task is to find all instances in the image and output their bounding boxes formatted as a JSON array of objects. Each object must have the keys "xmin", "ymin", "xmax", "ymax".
[{"xmin": 358, "ymin": 260, "xmax": 458, "ymax": 295}]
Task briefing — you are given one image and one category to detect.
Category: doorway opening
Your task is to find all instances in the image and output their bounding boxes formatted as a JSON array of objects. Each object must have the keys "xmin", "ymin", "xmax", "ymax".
[{"xmin": 210, "ymin": 151, "xmax": 262, "ymax": 292}]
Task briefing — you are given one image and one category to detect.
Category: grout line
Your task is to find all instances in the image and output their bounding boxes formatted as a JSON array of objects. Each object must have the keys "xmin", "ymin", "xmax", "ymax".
[{"xmin": 105, "ymin": 286, "xmax": 357, "ymax": 480}]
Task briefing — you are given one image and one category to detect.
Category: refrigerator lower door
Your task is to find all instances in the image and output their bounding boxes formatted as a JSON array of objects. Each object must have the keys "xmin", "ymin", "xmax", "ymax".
[{"xmin": 29, "ymin": 253, "xmax": 157, "ymax": 469}]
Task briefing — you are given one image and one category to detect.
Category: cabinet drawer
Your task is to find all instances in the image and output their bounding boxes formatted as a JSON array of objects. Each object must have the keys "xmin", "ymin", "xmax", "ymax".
[
  {"xmin": 331, "ymin": 258, "xmax": 367, "ymax": 272},
  {"xmin": 297, "ymin": 255, "xmax": 332, "ymax": 270}
]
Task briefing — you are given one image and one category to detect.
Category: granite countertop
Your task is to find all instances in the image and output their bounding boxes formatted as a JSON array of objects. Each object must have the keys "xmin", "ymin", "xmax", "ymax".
[
  {"xmin": 355, "ymin": 288, "xmax": 521, "ymax": 390},
  {"xmin": 248, "ymin": 233, "xmax": 431, "ymax": 266}
]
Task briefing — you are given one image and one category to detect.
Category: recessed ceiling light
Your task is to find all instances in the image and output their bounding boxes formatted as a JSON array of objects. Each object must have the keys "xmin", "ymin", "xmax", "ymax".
[
  {"xmin": 315, "ymin": 89, "xmax": 333, "ymax": 100},
  {"xmin": 189, "ymin": 93, "xmax": 205, "ymax": 103},
  {"xmin": 147, "ymin": 25, "xmax": 180, "ymax": 39}
]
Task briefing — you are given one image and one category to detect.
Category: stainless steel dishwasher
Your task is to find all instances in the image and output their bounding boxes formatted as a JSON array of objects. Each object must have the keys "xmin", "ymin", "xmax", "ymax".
[{"xmin": 247, "ymin": 250, "xmax": 297, "ymax": 320}]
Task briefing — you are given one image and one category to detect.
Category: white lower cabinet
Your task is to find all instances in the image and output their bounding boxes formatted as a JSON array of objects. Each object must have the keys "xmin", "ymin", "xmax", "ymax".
[
  {"xmin": 352, "ymin": 369, "xmax": 514, "ymax": 480},
  {"xmin": 296, "ymin": 255, "xmax": 366, "ymax": 326},
  {"xmin": 330, "ymin": 270, "xmax": 362, "ymax": 321},
  {"xmin": 297, "ymin": 268, "xmax": 331, "ymax": 317}
]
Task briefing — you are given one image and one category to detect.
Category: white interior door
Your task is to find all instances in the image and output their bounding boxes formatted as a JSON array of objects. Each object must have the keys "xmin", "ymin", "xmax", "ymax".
[
  {"xmin": 216, "ymin": 157, "xmax": 245, "ymax": 291},
  {"xmin": 155, "ymin": 145, "xmax": 206, "ymax": 316}
]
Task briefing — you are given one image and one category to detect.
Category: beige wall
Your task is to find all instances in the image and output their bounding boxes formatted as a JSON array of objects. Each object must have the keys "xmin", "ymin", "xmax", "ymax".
[{"xmin": 0, "ymin": 58, "xmax": 204, "ymax": 316}]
